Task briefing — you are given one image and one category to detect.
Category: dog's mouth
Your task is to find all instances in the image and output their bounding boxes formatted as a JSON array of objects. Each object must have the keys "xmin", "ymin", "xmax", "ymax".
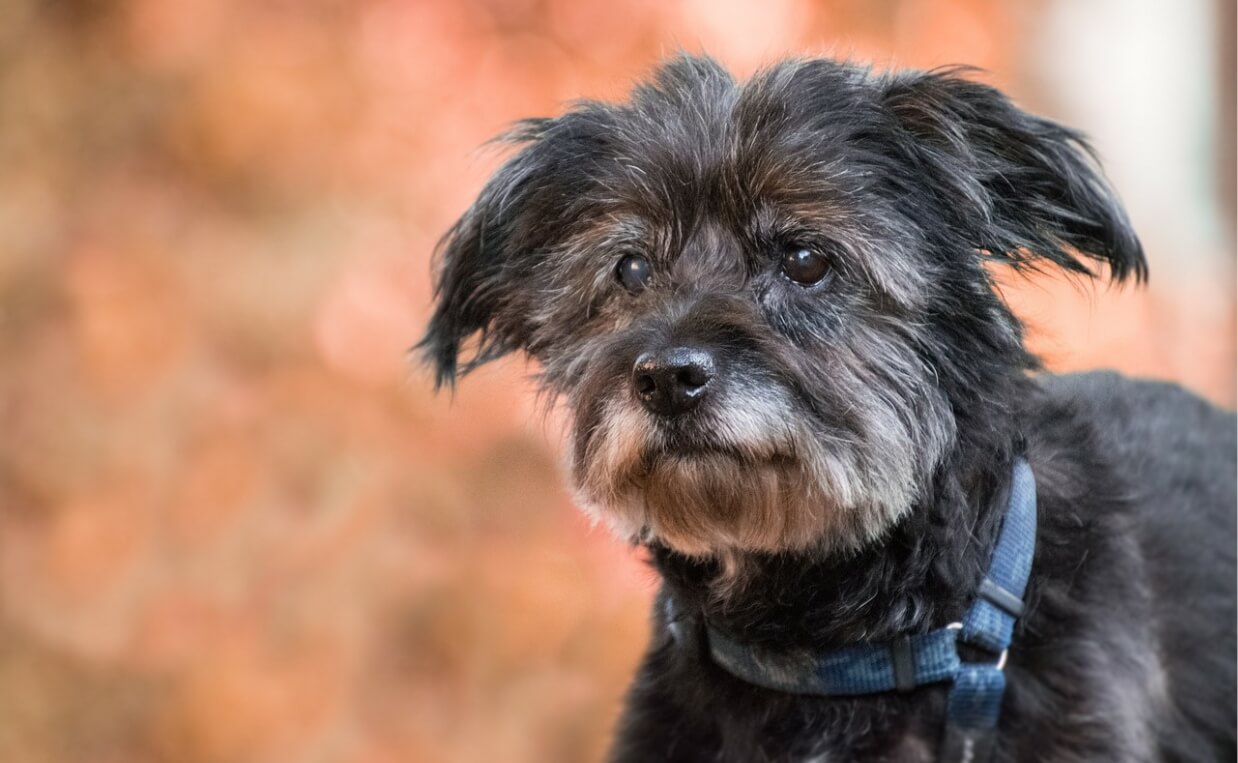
[
  {"xmin": 570, "ymin": 388, "xmax": 845, "ymax": 556},
  {"xmin": 637, "ymin": 436, "xmax": 800, "ymax": 472}
]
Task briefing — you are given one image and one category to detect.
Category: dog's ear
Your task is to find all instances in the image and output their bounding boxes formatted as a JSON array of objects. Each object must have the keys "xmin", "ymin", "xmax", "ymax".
[
  {"xmin": 418, "ymin": 116, "xmax": 601, "ymax": 389},
  {"xmin": 882, "ymin": 68, "xmax": 1147, "ymax": 283},
  {"xmin": 419, "ymin": 193, "xmax": 509, "ymax": 389}
]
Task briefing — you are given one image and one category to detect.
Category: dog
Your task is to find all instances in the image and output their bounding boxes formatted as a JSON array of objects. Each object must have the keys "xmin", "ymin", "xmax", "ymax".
[{"xmin": 419, "ymin": 55, "xmax": 1237, "ymax": 762}]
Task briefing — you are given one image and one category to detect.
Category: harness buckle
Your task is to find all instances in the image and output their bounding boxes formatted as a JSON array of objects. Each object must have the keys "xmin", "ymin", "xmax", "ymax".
[{"xmin": 947, "ymin": 622, "xmax": 1008, "ymax": 671}]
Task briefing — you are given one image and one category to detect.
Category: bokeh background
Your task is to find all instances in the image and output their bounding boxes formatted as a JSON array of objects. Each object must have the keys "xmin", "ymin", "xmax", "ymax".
[{"xmin": 0, "ymin": 1, "xmax": 1232, "ymax": 762}]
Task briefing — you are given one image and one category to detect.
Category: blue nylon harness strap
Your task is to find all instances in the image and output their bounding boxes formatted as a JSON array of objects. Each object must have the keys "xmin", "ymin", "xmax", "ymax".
[
  {"xmin": 941, "ymin": 457, "xmax": 1037, "ymax": 761},
  {"xmin": 700, "ymin": 458, "xmax": 1038, "ymax": 763},
  {"xmin": 707, "ymin": 623, "xmax": 962, "ymax": 695}
]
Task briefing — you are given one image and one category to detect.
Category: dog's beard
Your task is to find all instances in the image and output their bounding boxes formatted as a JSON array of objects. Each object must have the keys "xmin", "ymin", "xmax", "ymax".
[
  {"xmin": 571, "ymin": 377, "xmax": 948, "ymax": 557},
  {"xmin": 638, "ymin": 453, "xmax": 830, "ymax": 556}
]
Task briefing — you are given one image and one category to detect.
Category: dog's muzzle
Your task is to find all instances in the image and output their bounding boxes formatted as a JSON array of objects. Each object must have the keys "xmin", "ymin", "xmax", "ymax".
[{"xmin": 631, "ymin": 346, "xmax": 716, "ymax": 417}]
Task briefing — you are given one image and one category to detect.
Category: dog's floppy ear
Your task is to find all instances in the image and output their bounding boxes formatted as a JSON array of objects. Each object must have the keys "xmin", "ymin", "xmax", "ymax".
[
  {"xmin": 419, "ymin": 195, "xmax": 508, "ymax": 389},
  {"xmin": 418, "ymin": 117, "xmax": 594, "ymax": 389},
  {"xmin": 883, "ymin": 68, "xmax": 1147, "ymax": 283}
]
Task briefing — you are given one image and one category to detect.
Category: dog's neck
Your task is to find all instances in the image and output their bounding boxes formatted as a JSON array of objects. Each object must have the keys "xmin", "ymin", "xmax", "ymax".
[{"xmin": 650, "ymin": 439, "xmax": 1019, "ymax": 652}]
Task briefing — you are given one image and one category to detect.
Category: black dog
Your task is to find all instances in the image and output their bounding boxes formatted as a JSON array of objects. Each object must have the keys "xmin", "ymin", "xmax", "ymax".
[{"xmin": 420, "ymin": 56, "xmax": 1236, "ymax": 762}]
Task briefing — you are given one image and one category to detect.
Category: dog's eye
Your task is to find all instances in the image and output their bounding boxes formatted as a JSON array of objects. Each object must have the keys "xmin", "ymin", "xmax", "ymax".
[
  {"xmin": 781, "ymin": 247, "xmax": 831, "ymax": 286},
  {"xmin": 616, "ymin": 254, "xmax": 652, "ymax": 293}
]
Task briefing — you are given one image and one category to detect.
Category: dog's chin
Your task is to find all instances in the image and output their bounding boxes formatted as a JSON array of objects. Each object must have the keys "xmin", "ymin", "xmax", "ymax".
[
  {"xmin": 577, "ymin": 447, "xmax": 853, "ymax": 558},
  {"xmin": 642, "ymin": 451, "xmax": 836, "ymax": 556}
]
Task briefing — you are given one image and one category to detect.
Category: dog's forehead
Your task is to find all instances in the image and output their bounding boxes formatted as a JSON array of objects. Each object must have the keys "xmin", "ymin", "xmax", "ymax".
[
  {"xmin": 572, "ymin": 98, "xmax": 891, "ymax": 265},
  {"xmin": 604, "ymin": 62, "xmax": 875, "ymax": 200},
  {"xmin": 600, "ymin": 124, "xmax": 856, "ymax": 221},
  {"xmin": 581, "ymin": 138, "xmax": 856, "ymax": 262},
  {"xmin": 529, "ymin": 63, "xmax": 934, "ymax": 305}
]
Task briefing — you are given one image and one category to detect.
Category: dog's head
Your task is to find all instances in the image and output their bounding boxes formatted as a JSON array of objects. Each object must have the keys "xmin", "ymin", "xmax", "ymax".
[{"xmin": 420, "ymin": 56, "xmax": 1145, "ymax": 558}]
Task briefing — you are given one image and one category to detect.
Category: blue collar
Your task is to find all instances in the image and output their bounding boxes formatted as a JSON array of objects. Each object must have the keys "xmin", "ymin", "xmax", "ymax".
[{"xmin": 701, "ymin": 458, "xmax": 1037, "ymax": 761}]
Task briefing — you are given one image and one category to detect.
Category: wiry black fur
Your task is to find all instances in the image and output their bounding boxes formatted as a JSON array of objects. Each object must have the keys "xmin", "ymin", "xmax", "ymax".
[{"xmin": 419, "ymin": 55, "xmax": 1236, "ymax": 761}]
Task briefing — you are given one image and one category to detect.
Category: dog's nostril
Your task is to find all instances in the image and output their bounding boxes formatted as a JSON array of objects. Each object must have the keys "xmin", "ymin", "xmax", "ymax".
[
  {"xmin": 635, "ymin": 372, "xmax": 658, "ymax": 396},
  {"xmin": 676, "ymin": 365, "xmax": 712, "ymax": 390}
]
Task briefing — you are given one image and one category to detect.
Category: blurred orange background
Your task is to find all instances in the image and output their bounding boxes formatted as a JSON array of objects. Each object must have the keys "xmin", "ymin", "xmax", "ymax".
[{"xmin": 0, "ymin": 2, "xmax": 1232, "ymax": 762}]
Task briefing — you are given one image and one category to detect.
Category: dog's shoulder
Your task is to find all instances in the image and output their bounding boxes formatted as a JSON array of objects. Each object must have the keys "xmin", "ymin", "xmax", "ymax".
[
  {"xmin": 1035, "ymin": 370, "xmax": 1235, "ymax": 472},
  {"xmin": 1032, "ymin": 370, "xmax": 1234, "ymax": 521},
  {"xmin": 1038, "ymin": 369, "xmax": 1233, "ymax": 425}
]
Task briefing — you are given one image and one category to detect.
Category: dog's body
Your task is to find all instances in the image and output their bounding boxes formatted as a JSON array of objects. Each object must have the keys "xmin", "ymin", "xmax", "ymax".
[{"xmin": 421, "ymin": 56, "xmax": 1236, "ymax": 761}]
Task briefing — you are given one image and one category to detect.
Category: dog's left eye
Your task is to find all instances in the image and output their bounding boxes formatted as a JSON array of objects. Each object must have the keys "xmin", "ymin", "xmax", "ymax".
[
  {"xmin": 616, "ymin": 254, "xmax": 652, "ymax": 293},
  {"xmin": 781, "ymin": 247, "xmax": 831, "ymax": 286}
]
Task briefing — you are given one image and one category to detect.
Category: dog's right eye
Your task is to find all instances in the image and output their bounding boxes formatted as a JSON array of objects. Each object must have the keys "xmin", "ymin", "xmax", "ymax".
[
  {"xmin": 781, "ymin": 247, "xmax": 832, "ymax": 286},
  {"xmin": 616, "ymin": 254, "xmax": 652, "ymax": 294}
]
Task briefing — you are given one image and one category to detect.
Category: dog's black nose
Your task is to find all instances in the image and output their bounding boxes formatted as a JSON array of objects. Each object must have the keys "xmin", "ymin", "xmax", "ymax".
[{"xmin": 632, "ymin": 347, "xmax": 716, "ymax": 416}]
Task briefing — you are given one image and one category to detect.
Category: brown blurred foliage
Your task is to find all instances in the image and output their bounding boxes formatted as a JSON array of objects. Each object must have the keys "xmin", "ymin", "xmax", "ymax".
[{"xmin": 0, "ymin": 2, "xmax": 1231, "ymax": 763}]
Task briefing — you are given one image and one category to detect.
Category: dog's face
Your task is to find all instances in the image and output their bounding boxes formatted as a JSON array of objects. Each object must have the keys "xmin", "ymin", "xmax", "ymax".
[{"xmin": 421, "ymin": 57, "xmax": 1145, "ymax": 558}]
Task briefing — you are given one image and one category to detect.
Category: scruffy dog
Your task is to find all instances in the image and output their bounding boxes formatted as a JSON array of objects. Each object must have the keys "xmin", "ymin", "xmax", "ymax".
[{"xmin": 420, "ymin": 56, "xmax": 1236, "ymax": 762}]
